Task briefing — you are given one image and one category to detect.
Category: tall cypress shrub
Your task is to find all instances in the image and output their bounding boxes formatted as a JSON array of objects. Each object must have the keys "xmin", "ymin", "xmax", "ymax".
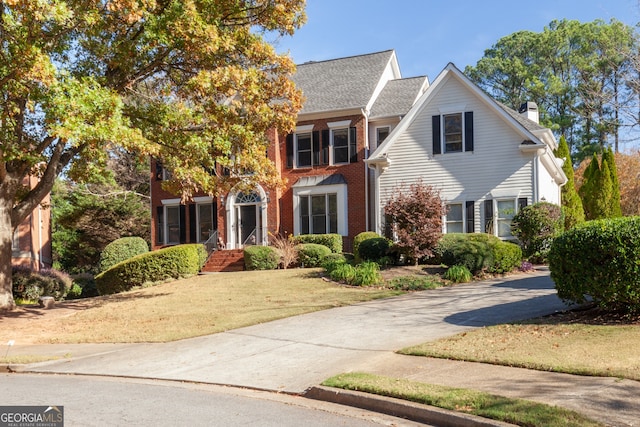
[
  {"xmin": 602, "ymin": 147, "xmax": 622, "ymax": 217},
  {"xmin": 579, "ymin": 153, "xmax": 600, "ymax": 220},
  {"xmin": 554, "ymin": 136, "xmax": 584, "ymax": 229}
]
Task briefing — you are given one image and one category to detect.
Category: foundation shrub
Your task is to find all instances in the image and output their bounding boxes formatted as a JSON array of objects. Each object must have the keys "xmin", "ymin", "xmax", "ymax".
[
  {"xmin": 296, "ymin": 243, "xmax": 332, "ymax": 267},
  {"xmin": 489, "ymin": 241, "xmax": 523, "ymax": 274},
  {"xmin": 353, "ymin": 231, "xmax": 381, "ymax": 262},
  {"xmin": 358, "ymin": 237, "xmax": 391, "ymax": 262},
  {"xmin": 549, "ymin": 216, "xmax": 640, "ymax": 312},
  {"xmin": 292, "ymin": 234, "xmax": 342, "ymax": 253},
  {"xmin": 321, "ymin": 253, "xmax": 348, "ymax": 274},
  {"xmin": 511, "ymin": 202, "xmax": 564, "ymax": 263},
  {"xmin": 244, "ymin": 246, "xmax": 278, "ymax": 270}
]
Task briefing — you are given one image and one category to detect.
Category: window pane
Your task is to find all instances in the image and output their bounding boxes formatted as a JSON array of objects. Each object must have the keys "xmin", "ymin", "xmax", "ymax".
[
  {"xmin": 333, "ymin": 129, "xmax": 349, "ymax": 164},
  {"xmin": 447, "ymin": 204, "xmax": 462, "ymax": 221},
  {"xmin": 300, "ymin": 196, "xmax": 309, "ymax": 234},
  {"xmin": 446, "ymin": 203, "xmax": 463, "ymax": 233},
  {"xmin": 311, "ymin": 195, "xmax": 326, "ymax": 215},
  {"xmin": 312, "ymin": 215, "xmax": 327, "ymax": 234},
  {"xmin": 167, "ymin": 206, "xmax": 180, "ymax": 244},
  {"xmin": 497, "ymin": 200, "xmax": 515, "ymax": 220},
  {"xmin": 376, "ymin": 127, "xmax": 390, "ymax": 146},
  {"xmin": 444, "ymin": 113, "xmax": 462, "ymax": 153},
  {"xmin": 328, "ymin": 194, "xmax": 338, "ymax": 233},
  {"xmin": 198, "ymin": 204, "xmax": 213, "ymax": 242},
  {"xmin": 297, "ymin": 133, "xmax": 312, "ymax": 167}
]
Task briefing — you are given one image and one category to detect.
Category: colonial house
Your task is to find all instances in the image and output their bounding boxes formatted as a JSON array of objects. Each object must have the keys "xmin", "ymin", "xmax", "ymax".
[
  {"xmin": 150, "ymin": 52, "xmax": 566, "ymax": 267},
  {"xmin": 366, "ymin": 63, "xmax": 567, "ymax": 239},
  {"xmin": 150, "ymin": 50, "xmax": 428, "ymax": 253},
  {"xmin": 12, "ymin": 175, "xmax": 52, "ymax": 271}
]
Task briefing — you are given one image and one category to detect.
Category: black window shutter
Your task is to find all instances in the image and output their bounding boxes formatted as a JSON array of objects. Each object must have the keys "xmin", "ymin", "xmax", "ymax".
[
  {"xmin": 179, "ymin": 205, "xmax": 186, "ymax": 243},
  {"xmin": 285, "ymin": 133, "xmax": 294, "ymax": 168},
  {"xmin": 189, "ymin": 204, "xmax": 197, "ymax": 243},
  {"xmin": 349, "ymin": 127, "xmax": 358, "ymax": 163},
  {"xmin": 312, "ymin": 130, "xmax": 320, "ymax": 166},
  {"xmin": 321, "ymin": 129, "xmax": 330, "ymax": 165},
  {"xmin": 156, "ymin": 206, "xmax": 164, "ymax": 245},
  {"xmin": 484, "ymin": 200, "xmax": 494, "ymax": 234},
  {"xmin": 213, "ymin": 201, "xmax": 218, "ymax": 231},
  {"xmin": 432, "ymin": 115, "xmax": 441, "ymax": 154},
  {"xmin": 464, "ymin": 111, "xmax": 474, "ymax": 152},
  {"xmin": 518, "ymin": 197, "xmax": 528, "ymax": 211},
  {"xmin": 155, "ymin": 160, "xmax": 163, "ymax": 181},
  {"xmin": 465, "ymin": 201, "xmax": 475, "ymax": 233}
]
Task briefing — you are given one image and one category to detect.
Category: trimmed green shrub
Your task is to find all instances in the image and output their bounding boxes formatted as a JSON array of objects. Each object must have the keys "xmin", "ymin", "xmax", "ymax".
[
  {"xmin": 296, "ymin": 243, "xmax": 332, "ymax": 267},
  {"xmin": 489, "ymin": 241, "xmax": 523, "ymax": 274},
  {"xmin": 549, "ymin": 217, "xmax": 640, "ymax": 312},
  {"xmin": 434, "ymin": 233, "xmax": 498, "ymax": 274},
  {"xmin": 95, "ymin": 244, "xmax": 205, "ymax": 295},
  {"xmin": 511, "ymin": 202, "xmax": 563, "ymax": 263},
  {"xmin": 444, "ymin": 265, "xmax": 472, "ymax": 283},
  {"xmin": 12, "ymin": 266, "xmax": 73, "ymax": 301},
  {"xmin": 99, "ymin": 236, "xmax": 149, "ymax": 272},
  {"xmin": 71, "ymin": 273, "xmax": 99, "ymax": 298},
  {"xmin": 292, "ymin": 234, "xmax": 342, "ymax": 253},
  {"xmin": 244, "ymin": 245, "xmax": 278, "ymax": 270},
  {"xmin": 353, "ymin": 231, "xmax": 381, "ymax": 261},
  {"xmin": 358, "ymin": 237, "xmax": 391, "ymax": 262},
  {"xmin": 434, "ymin": 233, "xmax": 521, "ymax": 275}
]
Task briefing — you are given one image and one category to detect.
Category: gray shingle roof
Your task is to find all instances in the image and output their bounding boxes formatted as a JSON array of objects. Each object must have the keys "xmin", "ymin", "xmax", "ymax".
[
  {"xmin": 292, "ymin": 174, "xmax": 347, "ymax": 187},
  {"xmin": 370, "ymin": 76, "xmax": 428, "ymax": 119},
  {"xmin": 496, "ymin": 101, "xmax": 547, "ymax": 133},
  {"xmin": 292, "ymin": 50, "xmax": 395, "ymax": 115}
]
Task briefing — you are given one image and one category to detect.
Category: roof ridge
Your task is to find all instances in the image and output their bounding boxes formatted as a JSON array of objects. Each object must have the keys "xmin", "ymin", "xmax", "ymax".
[{"xmin": 296, "ymin": 49, "xmax": 394, "ymax": 67}]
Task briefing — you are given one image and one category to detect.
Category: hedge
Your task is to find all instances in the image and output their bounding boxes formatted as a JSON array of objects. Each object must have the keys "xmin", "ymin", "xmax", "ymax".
[
  {"xmin": 296, "ymin": 243, "xmax": 332, "ymax": 267},
  {"xmin": 12, "ymin": 266, "xmax": 73, "ymax": 301},
  {"xmin": 549, "ymin": 216, "xmax": 640, "ymax": 311},
  {"xmin": 434, "ymin": 233, "xmax": 521, "ymax": 275},
  {"xmin": 291, "ymin": 234, "xmax": 342, "ymax": 253},
  {"xmin": 244, "ymin": 245, "xmax": 279, "ymax": 270},
  {"xmin": 358, "ymin": 237, "xmax": 390, "ymax": 262},
  {"xmin": 99, "ymin": 236, "xmax": 149, "ymax": 272},
  {"xmin": 96, "ymin": 244, "xmax": 207, "ymax": 295},
  {"xmin": 353, "ymin": 231, "xmax": 381, "ymax": 261}
]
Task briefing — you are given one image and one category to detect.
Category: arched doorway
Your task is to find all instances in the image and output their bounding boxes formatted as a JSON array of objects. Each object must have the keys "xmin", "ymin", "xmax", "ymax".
[{"xmin": 225, "ymin": 185, "xmax": 268, "ymax": 249}]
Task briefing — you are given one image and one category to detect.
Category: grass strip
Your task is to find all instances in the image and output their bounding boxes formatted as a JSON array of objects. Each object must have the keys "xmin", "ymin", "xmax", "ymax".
[
  {"xmin": 399, "ymin": 323, "xmax": 640, "ymax": 380},
  {"xmin": 322, "ymin": 372, "xmax": 603, "ymax": 427}
]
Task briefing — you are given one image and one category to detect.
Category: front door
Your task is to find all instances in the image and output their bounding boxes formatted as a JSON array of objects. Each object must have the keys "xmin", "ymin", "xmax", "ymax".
[{"xmin": 237, "ymin": 204, "xmax": 260, "ymax": 246}]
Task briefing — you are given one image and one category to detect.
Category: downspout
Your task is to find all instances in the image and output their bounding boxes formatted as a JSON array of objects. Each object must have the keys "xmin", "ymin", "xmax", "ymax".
[
  {"xmin": 533, "ymin": 152, "xmax": 539, "ymax": 203},
  {"xmin": 361, "ymin": 108, "xmax": 370, "ymax": 231},
  {"xmin": 38, "ymin": 205, "xmax": 43, "ymax": 269}
]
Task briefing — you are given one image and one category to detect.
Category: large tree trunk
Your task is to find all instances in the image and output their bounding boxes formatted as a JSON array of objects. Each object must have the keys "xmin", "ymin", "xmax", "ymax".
[{"xmin": 0, "ymin": 198, "xmax": 15, "ymax": 312}]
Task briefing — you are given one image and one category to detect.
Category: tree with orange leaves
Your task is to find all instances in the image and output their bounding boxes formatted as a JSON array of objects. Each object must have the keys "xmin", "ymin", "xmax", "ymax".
[{"xmin": 0, "ymin": 0, "xmax": 306, "ymax": 310}]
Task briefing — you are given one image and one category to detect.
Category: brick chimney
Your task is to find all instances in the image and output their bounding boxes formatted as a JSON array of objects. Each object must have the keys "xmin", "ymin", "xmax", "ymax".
[{"xmin": 518, "ymin": 101, "xmax": 539, "ymax": 124}]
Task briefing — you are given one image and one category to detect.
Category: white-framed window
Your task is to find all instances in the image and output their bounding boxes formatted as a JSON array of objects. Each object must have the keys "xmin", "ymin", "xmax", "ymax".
[
  {"xmin": 293, "ymin": 183, "xmax": 347, "ymax": 236},
  {"xmin": 328, "ymin": 120, "xmax": 356, "ymax": 165},
  {"xmin": 376, "ymin": 126, "xmax": 390, "ymax": 148},
  {"xmin": 443, "ymin": 113, "xmax": 463, "ymax": 153},
  {"xmin": 432, "ymin": 111, "xmax": 473, "ymax": 154},
  {"xmin": 299, "ymin": 193, "xmax": 337, "ymax": 234},
  {"xmin": 445, "ymin": 203, "xmax": 463, "ymax": 233},
  {"xmin": 165, "ymin": 205, "xmax": 181, "ymax": 244},
  {"xmin": 295, "ymin": 132, "xmax": 313, "ymax": 168},
  {"xmin": 196, "ymin": 199, "xmax": 214, "ymax": 243},
  {"xmin": 157, "ymin": 199, "xmax": 182, "ymax": 245},
  {"xmin": 496, "ymin": 199, "xmax": 517, "ymax": 239}
]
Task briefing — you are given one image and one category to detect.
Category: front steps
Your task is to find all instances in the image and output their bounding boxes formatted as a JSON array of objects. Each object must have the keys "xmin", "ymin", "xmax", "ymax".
[{"xmin": 201, "ymin": 249, "xmax": 244, "ymax": 273}]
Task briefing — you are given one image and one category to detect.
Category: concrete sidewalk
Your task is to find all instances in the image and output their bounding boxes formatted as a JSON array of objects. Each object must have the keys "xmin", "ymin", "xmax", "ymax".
[{"xmin": 5, "ymin": 268, "xmax": 639, "ymax": 426}]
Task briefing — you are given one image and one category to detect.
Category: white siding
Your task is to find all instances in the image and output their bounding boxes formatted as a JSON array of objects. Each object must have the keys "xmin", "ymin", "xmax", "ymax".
[
  {"xmin": 377, "ymin": 75, "xmax": 535, "ymax": 233},
  {"xmin": 537, "ymin": 157, "xmax": 561, "ymax": 204}
]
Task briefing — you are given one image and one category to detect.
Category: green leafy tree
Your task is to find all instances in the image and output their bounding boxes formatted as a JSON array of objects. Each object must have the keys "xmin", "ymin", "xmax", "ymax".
[
  {"xmin": 383, "ymin": 181, "xmax": 444, "ymax": 265},
  {"xmin": 553, "ymin": 136, "xmax": 584, "ymax": 229},
  {"xmin": 0, "ymin": 1, "xmax": 306, "ymax": 311},
  {"xmin": 466, "ymin": 19, "xmax": 637, "ymax": 161}
]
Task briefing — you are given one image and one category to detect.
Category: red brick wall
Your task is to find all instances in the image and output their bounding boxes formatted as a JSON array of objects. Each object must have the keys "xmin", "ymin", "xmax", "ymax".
[{"xmin": 278, "ymin": 114, "xmax": 368, "ymax": 240}]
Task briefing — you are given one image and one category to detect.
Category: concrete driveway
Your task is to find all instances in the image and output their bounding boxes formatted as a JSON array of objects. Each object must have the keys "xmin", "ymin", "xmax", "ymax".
[{"xmin": 26, "ymin": 268, "xmax": 566, "ymax": 393}]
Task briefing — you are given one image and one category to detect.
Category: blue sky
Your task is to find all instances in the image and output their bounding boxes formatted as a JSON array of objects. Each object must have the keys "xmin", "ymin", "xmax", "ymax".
[{"xmin": 272, "ymin": 0, "xmax": 640, "ymax": 81}]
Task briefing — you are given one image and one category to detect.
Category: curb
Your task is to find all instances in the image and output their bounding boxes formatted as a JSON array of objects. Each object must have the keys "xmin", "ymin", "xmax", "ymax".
[{"xmin": 304, "ymin": 386, "xmax": 517, "ymax": 427}]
